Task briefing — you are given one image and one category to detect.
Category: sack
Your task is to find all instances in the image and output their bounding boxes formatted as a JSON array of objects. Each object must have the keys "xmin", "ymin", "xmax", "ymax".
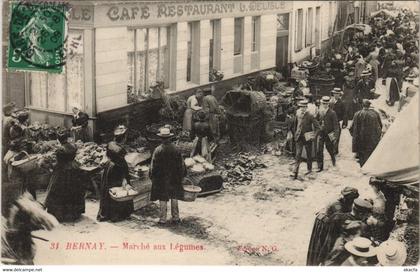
[{"xmin": 304, "ymin": 131, "xmax": 316, "ymax": 141}]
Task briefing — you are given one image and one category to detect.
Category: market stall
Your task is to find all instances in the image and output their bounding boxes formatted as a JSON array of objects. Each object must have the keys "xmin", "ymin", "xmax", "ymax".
[{"xmin": 362, "ymin": 94, "xmax": 419, "ymax": 265}]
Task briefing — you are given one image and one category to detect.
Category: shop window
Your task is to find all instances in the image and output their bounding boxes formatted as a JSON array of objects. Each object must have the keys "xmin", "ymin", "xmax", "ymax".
[
  {"xmin": 234, "ymin": 17, "xmax": 244, "ymax": 74},
  {"xmin": 187, "ymin": 22, "xmax": 192, "ymax": 82},
  {"xmin": 251, "ymin": 16, "xmax": 261, "ymax": 70},
  {"xmin": 234, "ymin": 17, "xmax": 244, "ymax": 56},
  {"xmin": 187, "ymin": 21, "xmax": 200, "ymax": 84},
  {"xmin": 295, "ymin": 9, "xmax": 303, "ymax": 51},
  {"xmin": 29, "ymin": 30, "xmax": 84, "ymax": 112},
  {"xmin": 128, "ymin": 26, "xmax": 170, "ymax": 99},
  {"xmin": 306, "ymin": 8, "xmax": 313, "ymax": 47},
  {"xmin": 209, "ymin": 19, "xmax": 221, "ymax": 71},
  {"xmin": 328, "ymin": 2, "xmax": 333, "ymax": 36},
  {"xmin": 251, "ymin": 16, "xmax": 260, "ymax": 52}
]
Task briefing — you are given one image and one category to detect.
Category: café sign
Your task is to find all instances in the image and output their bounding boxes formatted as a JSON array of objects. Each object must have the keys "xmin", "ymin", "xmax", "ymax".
[{"xmin": 94, "ymin": 1, "xmax": 291, "ymax": 27}]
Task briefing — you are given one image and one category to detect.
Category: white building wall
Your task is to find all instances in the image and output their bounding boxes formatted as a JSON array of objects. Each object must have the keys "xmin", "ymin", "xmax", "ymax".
[
  {"xmin": 290, "ymin": 1, "xmax": 338, "ymax": 63},
  {"xmin": 243, "ymin": 16, "xmax": 253, "ymax": 73},
  {"xmin": 175, "ymin": 22, "xmax": 188, "ymax": 92},
  {"xmin": 95, "ymin": 27, "xmax": 128, "ymax": 112},
  {"xmin": 260, "ymin": 14, "xmax": 277, "ymax": 70}
]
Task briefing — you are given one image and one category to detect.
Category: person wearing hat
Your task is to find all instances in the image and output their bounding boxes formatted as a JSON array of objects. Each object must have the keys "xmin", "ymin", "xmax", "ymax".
[
  {"xmin": 356, "ymin": 69, "xmax": 375, "ymax": 101},
  {"xmin": 113, "ymin": 124, "xmax": 128, "ymax": 144},
  {"xmin": 44, "ymin": 143, "xmax": 86, "ymax": 222},
  {"xmin": 368, "ymin": 53, "xmax": 380, "ymax": 83},
  {"xmin": 290, "ymin": 100, "xmax": 320, "ymax": 179},
  {"xmin": 150, "ymin": 127, "xmax": 186, "ymax": 225},
  {"xmin": 183, "ymin": 89, "xmax": 203, "ymax": 132},
  {"xmin": 377, "ymin": 240, "xmax": 407, "ymax": 266},
  {"xmin": 331, "ymin": 54, "xmax": 345, "ymax": 88},
  {"xmin": 341, "ymin": 237, "xmax": 377, "ymax": 266},
  {"xmin": 191, "ymin": 111, "xmax": 214, "ymax": 162},
  {"xmin": 366, "ymin": 178, "xmax": 390, "ymax": 243},
  {"xmin": 71, "ymin": 105, "xmax": 90, "ymax": 142},
  {"xmin": 330, "ymin": 88, "xmax": 348, "ymax": 154},
  {"xmin": 342, "ymin": 71, "xmax": 359, "ymax": 119},
  {"xmin": 316, "ymin": 96, "xmax": 339, "ymax": 172},
  {"xmin": 349, "ymin": 99, "xmax": 382, "ymax": 167},
  {"xmin": 303, "ymin": 93, "xmax": 317, "ymax": 117},
  {"xmin": 97, "ymin": 141, "xmax": 133, "ymax": 222},
  {"xmin": 307, "ymin": 187, "xmax": 359, "ymax": 265},
  {"xmin": 354, "ymin": 55, "xmax": 366, "ymax": 79},
  {"xmin": 398, "ymin": 72, "xmax": 417, "ymax": 111},
  {"xmin": 202, "ymin": 84, "xmax": 221, "ymax": 141},
  {"xmin": 324, "ymin": 220, "xmax": 363, "ymax": 266}
]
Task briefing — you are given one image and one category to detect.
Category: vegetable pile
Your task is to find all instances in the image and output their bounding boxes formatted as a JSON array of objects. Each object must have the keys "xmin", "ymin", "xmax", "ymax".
[
  {"xmin": 185, "ymin": 155, "xmax": 215, "ymax": 175},
  {"xmin": 74, "ymin": 141, "xmax": 108, "ymax": 168},
  {"xmin": 219, "ymin": 152, "xmax": 267, "ymax": 184}
]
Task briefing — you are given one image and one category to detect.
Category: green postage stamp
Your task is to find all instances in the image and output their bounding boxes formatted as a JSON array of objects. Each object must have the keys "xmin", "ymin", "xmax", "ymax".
[{"xmin": 7, "ymin": 1, "xmax": 68, "ymax": 73}]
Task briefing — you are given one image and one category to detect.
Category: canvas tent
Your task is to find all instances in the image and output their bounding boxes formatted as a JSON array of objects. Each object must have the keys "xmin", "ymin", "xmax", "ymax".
[{"xmin": 362, "ymin": 93, "xmax": 419, "ymax": 185}]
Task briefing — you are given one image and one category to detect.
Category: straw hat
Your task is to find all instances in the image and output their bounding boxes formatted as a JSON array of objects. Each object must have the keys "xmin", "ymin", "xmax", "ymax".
[
  {"xmin": 157, "ymin": 127, "xmax": 174, "ymax": 138},
  {"xmin": 361, "ymin": 69, "xmax": 372, "ymax": 77},
  {"xmin": 297, "ymin": 100, "xmax": 308, "ymax": 107},
  {"xmin": 344, "ymin": 237, "xmax": 377, "ymax": 257},
  {"xmin": 377, "ymin": 240, "xmax": 407, "ymax": 266},
  {"xmin": 320, "ymin": 96, "xmax": 331, "ymax": 104},
  {"xmin": 332, "ymin": 88, "xmax": 343, "ymax": 95}
]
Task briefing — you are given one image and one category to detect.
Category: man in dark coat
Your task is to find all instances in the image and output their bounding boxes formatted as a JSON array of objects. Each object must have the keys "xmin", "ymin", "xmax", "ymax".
[
  {"xmin": 331, "ymin": 88, "xmax": 348, "ymax": 154},
  {"xmin": 350, "ymin": 100, "xmax": 382, "ymax": 167},
  {"xmin": 316, "ymin": 96, "xmax": 339, "ymax": 172},
  {"xmin": 356, "ymin": 70, "xmax": 375, "ymax": 101},
  {"xmin": 307, "ymin": 187, "xmax": 359, "ymax": 266},
  {"xmin": 291, "ymin": 100, "xmax": 320, "ymax": 179},
  {"xmin": 150, "ymin": 127, "xmax": 187, "ymax": 225},
  {"xmin": 342, "ymin": 72, "xmax": 359, "ymax": 119}
]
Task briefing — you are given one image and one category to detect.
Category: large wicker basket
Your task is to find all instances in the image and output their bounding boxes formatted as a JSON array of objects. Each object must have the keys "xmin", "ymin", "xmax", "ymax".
[{"xmin": 10, "ymin": 151, "xmax": 40, "ymax": 173}]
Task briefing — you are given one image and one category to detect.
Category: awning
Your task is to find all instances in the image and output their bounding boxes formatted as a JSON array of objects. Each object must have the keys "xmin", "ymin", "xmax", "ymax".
[{"xmin": 362, "ymin": 93, "xmax": 419, "ymax": 185}]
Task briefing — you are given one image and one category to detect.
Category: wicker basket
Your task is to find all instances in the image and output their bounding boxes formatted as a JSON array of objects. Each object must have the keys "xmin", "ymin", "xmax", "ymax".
[
  {"xmin": 109, "ymin": 186, "xmax": 139, "ymax": 202},
  {"xmin": 10, "ymin": 151, "xmax": 40, "ymax": 173},
  {"xmin": 181, "ymin": 179, "xmax": 202, "ymax": 202}
]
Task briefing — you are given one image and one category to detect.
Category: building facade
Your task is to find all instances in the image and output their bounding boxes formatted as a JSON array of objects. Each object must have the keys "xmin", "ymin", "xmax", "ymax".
[{"xmin": 5, "ymin": 1, "xmax": 368, "ymax": 138}]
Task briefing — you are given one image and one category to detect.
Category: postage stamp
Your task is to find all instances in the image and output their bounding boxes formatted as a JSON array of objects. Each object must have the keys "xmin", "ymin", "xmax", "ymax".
[{"xmin": 7, "ymin": 1, "xmax": 68, "ymax": 73}]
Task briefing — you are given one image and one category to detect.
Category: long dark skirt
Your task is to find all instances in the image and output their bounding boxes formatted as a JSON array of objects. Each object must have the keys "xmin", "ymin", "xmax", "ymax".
[
  {"xmin": 97, "ymin": 162, "xmax": 133, "ymax": 222},
  {"xmin": 307, "ymin": 213, "xmax": 330, "ymax": 265},
  {"xmin": 45, "ymin": 164, "xmax": 86, "ymax": 222}
]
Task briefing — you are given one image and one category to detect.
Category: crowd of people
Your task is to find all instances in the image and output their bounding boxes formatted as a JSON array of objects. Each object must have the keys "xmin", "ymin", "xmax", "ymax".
[
  {"xmin": 307, "ymin": 179, "xmax": 409, "ymax": 266},
  {"xmin": 282, "ymin": 8, "xmax": 419, "ymax": 179},
  {"xmin": 300, "ymin": 8, "xmax": 418, "ymax": 266}
]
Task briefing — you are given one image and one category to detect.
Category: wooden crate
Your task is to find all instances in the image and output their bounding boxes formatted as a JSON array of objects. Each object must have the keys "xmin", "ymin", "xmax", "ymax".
[{"xmin": 133, "ymin": 192, "xmax": 151, "ymax": 210}]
